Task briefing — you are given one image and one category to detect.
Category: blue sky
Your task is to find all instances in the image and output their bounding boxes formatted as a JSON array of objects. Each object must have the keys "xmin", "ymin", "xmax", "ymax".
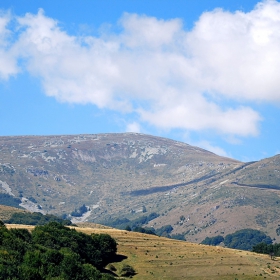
[{"xmin": 0, "ymin": 0, "xmax": 279, "ymax": 162}]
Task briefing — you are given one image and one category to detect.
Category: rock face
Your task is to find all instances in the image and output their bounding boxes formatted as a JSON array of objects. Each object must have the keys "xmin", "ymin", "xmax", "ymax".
[{"xmin": 0, "ymin": 133, "xmax": 280, "ymax": 243}]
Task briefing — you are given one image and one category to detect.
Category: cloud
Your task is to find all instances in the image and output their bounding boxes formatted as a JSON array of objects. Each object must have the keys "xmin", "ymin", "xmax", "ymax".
[
  {"xmin": 138, "ymin": 94, "xmax": 261, "ymax": 136},
  {"xmin": 126, "ymin": 122, "xmax": 141, "ymax": 133},
  {"xmin": 0, "ymin": 10, "xmax": 19, "ymax": 79},
  {"xmin": 193, "ymin": 140, "xmax": 230, "ymax": 157},
  {"xmin": 188, "ymin": 0, "xmax": 280, "ymax": 101},
  {"xmin": 119, "ymin": 13, "xmax": 183, "ymax": 49},
  {"xmin": 1, "ymin": 1, "xmax": 280, "ymax": 138}
]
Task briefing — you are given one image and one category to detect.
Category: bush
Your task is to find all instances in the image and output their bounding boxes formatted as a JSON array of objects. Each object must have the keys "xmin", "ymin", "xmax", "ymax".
[
  {"xmin": 71, "ymin": 204, "xmax": 88, "ymax": 217},
  {"xmin": 108, "ymin": 264, "xmax": 117, "ymax": 272},
  {"xmin": 120, "ymin": 264, "xmax": 136, "ymax": 277}
]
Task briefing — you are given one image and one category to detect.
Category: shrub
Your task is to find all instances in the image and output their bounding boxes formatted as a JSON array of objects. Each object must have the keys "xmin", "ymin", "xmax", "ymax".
[
  {"xmin": 71, "ymin": 204, "xmax": 88, "ymax": 217},
  {"xmin": 120, "ymin": 264, "xmax": 136, "ymax": 277},
  {"xmin": 108, "ymin": 264, "xmax": 117, "ymax": 271}
]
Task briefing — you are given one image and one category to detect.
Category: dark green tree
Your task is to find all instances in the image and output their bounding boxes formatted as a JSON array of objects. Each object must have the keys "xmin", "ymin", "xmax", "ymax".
[
  {"xmin": 0, "ymin": 220, "xmax": 118, "ymax": 280},
  {"xmin": 224, "ymin": 229, "xmax": 272, "ymax": 250},
  {"xmin": 201, "ymin": 235, "xmax": 224, "ymax": 246}
]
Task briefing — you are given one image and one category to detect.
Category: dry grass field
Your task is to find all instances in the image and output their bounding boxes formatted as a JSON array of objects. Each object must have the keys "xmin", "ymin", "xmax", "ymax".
[
  {"xmin": 6, "ymin": 223, "xmax": 280, "ymax": 279},
  {"xmin": 0, "ymin": 205, "xmax": 26, "ymax": 221}
]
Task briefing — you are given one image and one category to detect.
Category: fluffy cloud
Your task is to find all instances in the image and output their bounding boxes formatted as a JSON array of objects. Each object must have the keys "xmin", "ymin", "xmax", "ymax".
[
  {"xmin": 188, "ymin": 0, "xmax": 280, "ymax": 101},
  {"xmin": 0, "ymin": 11, "xmax": 19, "ymax": 79},
  {"xmin": 193, "ymin": 140, "xmax": 229, "ymax": 157},
  {"xmin": 126, "ymin": 122, "xmax": 141, "ymax": 133},
  {"xmin": 1, "ymin": 1, "xmax": 280, "ymax": 138}
]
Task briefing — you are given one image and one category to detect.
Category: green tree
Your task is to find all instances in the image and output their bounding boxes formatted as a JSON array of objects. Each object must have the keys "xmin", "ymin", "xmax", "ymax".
[
  {"xmin": 59, "ymin": 249, "xmax": 83, "ymax": 280},
  {"xmin": 20, "ymin": 250, "xmax": 43, "ymax": 280},
  {"xmin": 90, "ymin": 233, "xmax": 117, "ymax": 267},
  {"xmin": 224, "ymin": 229, "xmax": 272, "ymax": 250},
  {"xmin": 0, "ymin": 221, "xmax": 118, "ymax": 279},
  {"xmin": 81, "ymin": 264, "xmax": 101, "ymax": 280},
  {"xmin": 201, "ymin": 235, "xmax": 224, "ymax": 246}
]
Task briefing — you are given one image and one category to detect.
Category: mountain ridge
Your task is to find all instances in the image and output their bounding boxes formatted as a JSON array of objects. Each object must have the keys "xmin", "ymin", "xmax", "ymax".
[{"xmin": 1, "ymin": 133, "xmax": 279, "ymax": 243}]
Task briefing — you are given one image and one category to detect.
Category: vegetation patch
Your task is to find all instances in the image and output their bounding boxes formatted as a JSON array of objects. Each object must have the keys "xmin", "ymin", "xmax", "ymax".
[
  {"xmin": 0, "ymin": 194, "xmax": 22, "ymax": 208},
  {"xmin": 201, "ymin": 235, "xmax": 224, "ymax": 246},
  {"xmin": 201, "ymin": 229, "xmax": 273, "ymax": 251},
  {"xmin": 71, "ymin": 204, "xmax": 88, "ymax": 217},
  {"xmin": 253, "ymin": 242, "xmax": 280, "ymax": 257},
  {"xmin": 5, "ymin": 211, "xmax": 72, "ymax": 226},
  {"xmin": 0, "ymin": 221, "xmax": 118, "ymax": 279},
  {"xmin": 103, "ymin": 212, "xmax": 159, "ymax": 230},
  {"xmin": 120, "ymin": 264, "xmax": 136, "ymax": 277}
]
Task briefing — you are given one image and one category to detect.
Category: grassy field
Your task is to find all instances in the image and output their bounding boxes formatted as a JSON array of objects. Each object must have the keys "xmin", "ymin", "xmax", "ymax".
[
  {"xmin": 0, "ymin": 205, "xmax": 26, "ymax": 221},
  {"xmin": 6, "ymin": 223, "xmax": 280, "ymax": 279}
]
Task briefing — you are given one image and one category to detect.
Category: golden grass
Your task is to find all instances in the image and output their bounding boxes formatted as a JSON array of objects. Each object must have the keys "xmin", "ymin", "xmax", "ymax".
[
  {"xmin": 6, "ymin": 224, "xmax": 280, "ymax": 279},
  {"xmin": 0, "ymin": 205, "xmax": 26, "ymax": 221}
]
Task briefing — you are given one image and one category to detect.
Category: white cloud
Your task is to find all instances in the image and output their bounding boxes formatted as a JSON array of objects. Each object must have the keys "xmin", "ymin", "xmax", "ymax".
[
  {"xmin": 120, "ymin": 13, "xmax": 183, "ymax": 49},
  {"xmin": 187, "ymin": 0, "xmax": 280, "ymax": 101},
  {"xmin": 1, "ymin": 1, "xmax": 280, "ymax": 138},
  {"xmin": 126, "ymin": 122, "xmax": 141, "ymax": 133},
  {"xmin": 0, "ymin": 11, "xmax": 19, "ymax": 79},
  {"xmin": 138, "ymin": 94, "xmax": 261, "ymax": 136},
  {"xmin": 193, "ymin": 140, "xmax": 230, "ymax": 157}
]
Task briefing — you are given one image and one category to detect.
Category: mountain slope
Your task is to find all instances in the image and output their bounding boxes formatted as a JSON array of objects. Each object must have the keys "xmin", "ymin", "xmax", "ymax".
[{"xmin": 1, "ymin": 133, "xmax": 280, "ymax": 242}]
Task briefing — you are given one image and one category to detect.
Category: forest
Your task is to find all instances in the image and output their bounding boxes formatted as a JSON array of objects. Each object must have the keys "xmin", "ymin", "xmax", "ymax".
[
  {"xmin": 0, "ymin": 221, "xmax": 118, "ymax": 280},
  {"xmin": 4, "ymin": 212, "xmax": 72, "ymax": 226},
  {"xmin": 201, "ymin": 228, "xmax": 273, "ymax": 250},
  {"xmin": 252, "ymin": 242, "xmax": 280, "ymax": 257}
]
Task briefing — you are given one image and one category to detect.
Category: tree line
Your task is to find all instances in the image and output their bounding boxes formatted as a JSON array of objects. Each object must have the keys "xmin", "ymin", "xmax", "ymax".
[
  {"xmin": 252, "ymin": 242, "xmax": 280, "ymax": 257},
  {"xmin": 5, "ymin": 212, "xmax": 72, "ymax": 226},
  {"xmin": 201, "ymin": 228, "xmax": 272, "ymax": 251}
]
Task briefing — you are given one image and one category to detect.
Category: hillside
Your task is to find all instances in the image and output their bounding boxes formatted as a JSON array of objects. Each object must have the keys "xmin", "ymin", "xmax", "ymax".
[
  {"xmin": 6, "ymin": 223, "xmax": 280, "ymax": 279},
  {"xmin": 0, "ymin": 205, "xmax": 27, "ymax": 221},
  {"xmin": 1, "ymin": 133, "xmax": 280, "ymax": 243}
]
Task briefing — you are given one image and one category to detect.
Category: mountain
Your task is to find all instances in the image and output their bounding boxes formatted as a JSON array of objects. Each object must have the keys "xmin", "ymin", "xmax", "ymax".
[{"xmin": 1, "ymin": 133, "xmax": 280, "ymax": 242}]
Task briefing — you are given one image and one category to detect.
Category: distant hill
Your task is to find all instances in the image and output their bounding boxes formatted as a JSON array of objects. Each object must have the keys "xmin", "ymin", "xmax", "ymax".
[{"xmin": 1, "ymin": 133, "xmax": 280, "ymax": 243}]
